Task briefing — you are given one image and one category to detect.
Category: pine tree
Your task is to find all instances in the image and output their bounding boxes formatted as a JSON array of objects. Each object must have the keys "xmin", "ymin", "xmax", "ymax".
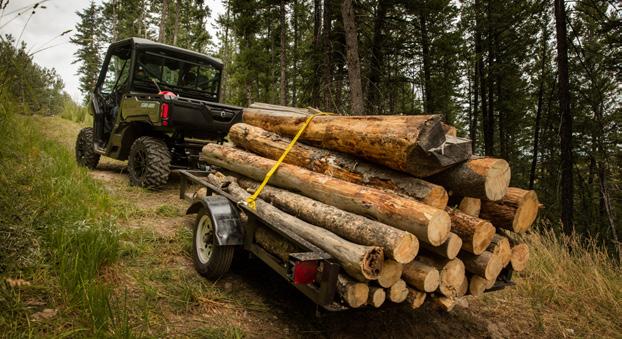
[{"xmin": 70, "ymin": 1, "xmax": 104, "ymax": 103}]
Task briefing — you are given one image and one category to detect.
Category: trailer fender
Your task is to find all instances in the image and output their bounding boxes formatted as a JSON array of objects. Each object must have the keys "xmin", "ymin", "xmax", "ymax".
[{"xmin": 186, "ymin": 195, "xmax": 244, "ymax": 246}]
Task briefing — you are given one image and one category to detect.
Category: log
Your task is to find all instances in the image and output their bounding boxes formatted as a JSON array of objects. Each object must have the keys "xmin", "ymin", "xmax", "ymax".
[
  {"xmin": 205, "ymin": 173, "xmax": 383, "ymax": 281},
  {"xmin": 416, "ymin": 255, "xmax": 465, "ymax": 297},
  {"xmin": 428, "ymin": 157, "xmax": 511, "ymax": 201},
  {"xmin": 229, "ymin": 123, "xmax": 448, "ymax": 209},
  {"xmin": 468, "ymin": 275, "xmax": 492, "ymax": 297},
  {"xmin": 337, "ymin": 274, "xmax": 369, "ymax": 308},
  {"xmin": 242, "ymin": 108, "xmax": 472, "ymax": 176},
  {"xmin": 248, "ymin": 102, "xmax": 310, "ymax": 115},
  {"xmin": 431, "ymin": 296, "xmax": 456, "ymax": 312},
  {"xmin": 388, "ymin": 279, "xmax": 409, "ymax": 303},
  {"xmin": 510, "ymin": 243, "xmax": 530, "ymax": 272},
  {"xmin": 377, "ymin": 260, "xmax": 404, "ymax": 288},
  {"xmin": 480, "ymin": 187, "xmax": 540, "ymax": 233},
  {"xmin": 202, "ymin": 145, "xmax": 451, "ymax": 246},
  {"xmin": 447, "ymin": 208, "xmax": 496, "ymax": 255},
  {"xmin": 457, "ymin": 275, "xmax": 469, "ymax": 297},
  {"xmin": 254, "ymin": 227, "xmax": 300, "ymax": 262},
  {"xmin": 402, "ymin": 260, "xmax": 440, "ymax": 292},
  {"xmin": 443, "ymin": 123, "xmax": 457, "ymax": 137},
  {"xmin": 420, "ymin": 232, "xmax": 462, "ymax": 260},
  {"xmin": 367, "ymin": 286, "xmax": 386, "ymax": 308},
  {"xmin": 406, "ymin": 288, "xmax": 427, "ymax": 309},
  {"xmin": 486, "ymin": 234, "xmax": 512, "ymax": 267},
  {"xmin": 458, "ymin": 197, "xmax": 481, "ymax": 217},
  {"xmin": 460, "ymin": 251, "xmax": 503, "ymax": 281},
  {"xmin": 237, "ymin": 178, "xmax": 418, "ymax": 263}
]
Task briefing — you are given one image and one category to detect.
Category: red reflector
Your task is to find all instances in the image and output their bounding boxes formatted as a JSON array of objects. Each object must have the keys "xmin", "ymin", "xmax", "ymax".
[
  {"xmin": 160, "ymin": 103, "xmax": 169, "ymax": 120},
  {"xmin": 162, "ymin": 120, "xmax": 168, "ymax": 126},
  {"xmin": 293, "ymin": 260, "xmax": 318, "ymax": 285}
]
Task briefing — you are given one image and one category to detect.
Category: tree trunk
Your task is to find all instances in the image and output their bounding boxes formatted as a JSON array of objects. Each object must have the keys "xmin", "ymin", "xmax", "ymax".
[
  {"xmin": 292, "ymin": 0, "xmax": 299, "ymax": 106},
  {"xmin": 172, "ymin": 0, "xmax": 180, "ymax": 45},
  {"xmin": 340, "ymin": 0, "xmax": 364, "ymax": 115},
  {"xmin": 406, "ymin": 288, "xmax": 427, "ymax": 309},
  {"xmin": 427, "ymin": 157, "xmax": 510, "ymax": 201},
  {"xmin": 472, "ymin": 0, "xmax": 482, "ymax": 150},
  {"xmin": 416, "ymin": 255, "xmax": 466, "ymax": 298},
  {"xmin": 554, "ymin": 0, "xmax": 574, "ymax": 233},
  {"xmin": 311, "ymin": 0, "xmax": 322, "ymax": 107},
  {"xmin": 459, "ymin": 250, "xmax": 502, "ymax": 281},
  {"xmin": 242, "ymin": 109, "xmax": 472, "ymax": 177},
  {"xmin": 229, "ymin": 123, "xmax": 448, "ymax": 208},
  {"xmin": 388, "ymin": 279, "xmax": 409, "ymax": 303},
  {"xmin": 158, "ymin": 0, "xmax": 169, "ymax": 43},
  {"xmin": 237, "ymin": 178, "xmax": 418, "ymax": 263},
  {"xmin": 205, "ymin": 173, "xmax": 383, "ymax": 281},
  {"xmin": 220, "ymin": 1, "xmax": 231, "ymax": 102},
  {"xmin": 367, "ymin": 0, "xmax": 388, "ymax": 114},
  {"xmin": 377, "ymin": 260, "xmax": 403, "ymax": 288},
  {"xmin": 202, "ymin": 145, "xmax": 451, "ymax": 246},
  {"xmin": 279, "ymin": 0, "xmax": 287, "ymax": 106},
  {"xmin": 367, "ymin": 286, "xmax": 386, "ymax": 308},
  {"xmin": 458, "ymin": 197, "xmax": 481, "ymax": 217},
  {"xmin": 480, "ymin": 187, "xmax": 539, "ymax": 233},
  {"xmin": 419, "ymin": 9, "xmax": 432, "ymax": 113},
  {"xmin": 420, "ymin": 232, "xmax": 462, "ymax": 260},
  {"xmin": 321, "ymin": 0, "xmax": 334, "ymax": 110},
  {"xmin": 402, "ymin": 260, "xmax": 440, "ymax": 292},
  {"xmin": 337, "ymin": 274, "xmax": 369, "ymax": 308}
]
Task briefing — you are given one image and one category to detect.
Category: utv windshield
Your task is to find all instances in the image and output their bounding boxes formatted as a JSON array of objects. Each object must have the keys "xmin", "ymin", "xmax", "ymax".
[{"xmin": 133, "ymin": 51, "xmax": 221, "ymax": 101}]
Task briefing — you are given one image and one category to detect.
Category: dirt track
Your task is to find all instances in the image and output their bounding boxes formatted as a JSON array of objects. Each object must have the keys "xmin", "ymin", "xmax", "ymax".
[{"xmin": 35, "ymin": 116, "xmax": 517, "ymax": 339}]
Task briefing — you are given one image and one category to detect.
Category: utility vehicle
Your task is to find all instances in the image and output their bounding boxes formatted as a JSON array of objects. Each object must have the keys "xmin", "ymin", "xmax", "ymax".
[{"xmin": 75, "ymin": 37, "xmax": 242, "ymax": 188}]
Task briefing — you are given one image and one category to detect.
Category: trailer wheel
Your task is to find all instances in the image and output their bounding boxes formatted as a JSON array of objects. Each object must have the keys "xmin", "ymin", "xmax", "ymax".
[{"xmin": 192, "ymin": 208, "xmax": 235, "ymax": 279}]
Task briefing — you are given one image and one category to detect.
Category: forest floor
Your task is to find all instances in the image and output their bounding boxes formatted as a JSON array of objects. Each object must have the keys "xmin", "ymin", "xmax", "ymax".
[{"xmin": 4, "ymin": 115, "xmax": 620, "ymax": 338}]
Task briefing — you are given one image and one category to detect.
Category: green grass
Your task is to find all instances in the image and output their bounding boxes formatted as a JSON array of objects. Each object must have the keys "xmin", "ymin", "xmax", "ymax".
[{"xmin": 0, "ymin": 97, "xmax": 130, "ymax": 336}]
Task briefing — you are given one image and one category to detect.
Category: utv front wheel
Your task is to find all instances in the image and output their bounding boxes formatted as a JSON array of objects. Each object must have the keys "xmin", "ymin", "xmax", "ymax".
[
  {"xmin": 75, "ymin": 127, "xmax": 100, "ymax": 169},
  {"xmin": 128, "ymin": 136, "xmax": 171, "ymax": 189},
  {"xmin": 192, "ymin": 208, "xmax": 235, "ymax": 279}
]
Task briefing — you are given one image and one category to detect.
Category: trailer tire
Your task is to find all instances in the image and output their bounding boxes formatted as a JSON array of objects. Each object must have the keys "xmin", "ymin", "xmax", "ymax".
[
  {"xmin": 192, "ymin": 208, "xmax": 235, "ymax": 279},
  {"xmin": 75, "ymin": 127, "xmax": 100, "ymax": 169},
  {"xmin": 128, "ymin": 136, "xmax": 171, "ymax": 189}
]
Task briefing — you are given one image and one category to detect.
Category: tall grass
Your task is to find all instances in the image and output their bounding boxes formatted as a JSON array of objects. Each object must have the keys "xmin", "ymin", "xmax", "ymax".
[
  {"xmin": 60, "ymin": 95, "xmax": 91, "ymax": 124},
  {"xmin": 0, "ymin": 93, "xmax": 128, "ymax": 336}
]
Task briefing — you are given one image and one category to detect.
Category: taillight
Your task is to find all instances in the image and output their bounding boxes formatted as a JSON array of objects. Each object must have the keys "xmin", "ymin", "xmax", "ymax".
[
  {"xmin": 292, "ymin": 260, "xmax": 318, "ymax": 285},
  {"xmin": 160, "ymin": 103, "xmax": 169, "ymax": 126}
]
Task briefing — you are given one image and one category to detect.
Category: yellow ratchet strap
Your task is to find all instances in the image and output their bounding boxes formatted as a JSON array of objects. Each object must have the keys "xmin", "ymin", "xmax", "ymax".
[{"xmin": 244, "ymin": 108, "xmax": 332, "ymax": 210}]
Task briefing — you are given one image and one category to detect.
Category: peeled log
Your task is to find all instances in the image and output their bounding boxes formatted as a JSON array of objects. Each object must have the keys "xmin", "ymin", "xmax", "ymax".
[
  {"xmin": 402, "ymin": 260, "xmax": 440, "ymax": 292},
  {"xmin": 242, "ymin": 108, "xmax": 472, "ymax": 177},
  {"xmin": 205, "ymin": 174, "xmax": 383, "ymax": 281},
  {"xmin": 428, "ymin": 157, "xmax": 511, "ymax": 201},
  {"xmin": 460, "ymin": 251, "xmax": 503, "ymax": 281},
  {"xmin": 486, "ymin": 235, "xmax": 512, "ymax": 267},
  {"xmin": 480, "ymin": 187, "xmax": 540, "ymax": 233},
  {"xmin": 202, "ymin": 145, "xmax": 451, "ymax": 246},
  {"xmin": 416, "ymin": 255, "xmax": 465, "ymax": 297},
  {"xmin": 388, "ymin": 279, "xmax": 409, "ymax": 303},
  {"xmin": 420, "ymin": 232, "xmax": 462, "ymax": 260},
  {"xmin": 406, "ymin": 288, "xmax": 427, "ymax": 309},
  {"xmin": 459, "ymin": 197, "xmax": 481, "ymax": 217},
  {"xmin": 510, "ymin": 243, "xmax": 530, "ymax": 272},
  {"xmin": 377, "ymin": 260, "xmax": 404, "ymax": 288},
  {"xmin": 447, "ymin": 208, "xmax": 496, "ymax": 255},
  {"xmin": 367, "ymin": 286, "xmax": 386, "ymax": 308},
  {"xmin": 229, "ymin": 123, "xmax": 448, "ymax": 209},
  {"xmin": 337, "ymin": 274, "xmax": 369, "ymax": 308},
  {"xmin": 238, "ymin": 179, "xmax": 418, "ymax": 263}
]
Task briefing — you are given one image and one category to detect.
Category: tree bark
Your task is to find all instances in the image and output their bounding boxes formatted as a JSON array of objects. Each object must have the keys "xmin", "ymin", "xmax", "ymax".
[
  {"xmin": 202, "ymin": 145, "xmax": 451, "ymax": 246},
  {"xmin": 279, "ymin": 0, "xmax": 287, "ymax": 106},
  {"xmin": 242, "ymin": 108, "xmax": 472, "ymax": 177},
  {"xmin": 311, "ymin": 0, "xmax": 322, "ymax": 107},
  {"xmin": 229, "ymin": 123, "xmax": 448, "ymax": 208},
  {"xmin": 340, "ymin": 0, "xmax": 364, "ymax": 115},
  {"xmin": 337, "ymin": 274, "xmax": 369, "ymax": 308},
  {"xmin": 419, "ymin": 8, "xmax": 432, "ymax": 113},
  {"xmin": 367, "ymin": 0, "xmax": 388, "ymax": 114},
  {"xmin": 377, "ymin": 260, "xmax": 404, "ymax": 288},
  {"xmin": 554, "ymin": 0, "xmax": 574, "ymax": 233},
  {"xmin": 427, "ymin": 157, "xmax": 510, "ymax": 201},
  {"xmin": 420, "ymin": 232, "xmax": 462, "ymax": 260},
  {"xmin": 206, "ymin": 173, "xmax": 383, "ymax": 281},
  {"xmin": 480, "ymin": 187, "xmax": 540, "ymax": 233},
  {"xmin": 321, "ymin": 0, "xmax": 334, "ymax": 110},
  {"xmin": 402, "ymin": 260, "xmax": 440, "ymax": 292},
  {"xmin": 237, "ymin": 178, "xmax": 418, "ymax": 263},
  {"xmin": 416, "ymin": 255, "xmax": 465, "ymax": 298},
  {"xmin": 459, "ymin": 250, "xmax": 502, "ymax": 281},
  {"xmin": 388, "ymin": 279, "xmax": 409, "ymax": 303},
  {"xmin": 292, "ymin": 0, "xmax": 299, "ymax": 106},
  {"xmin": 447, "ymin": 208, "xmax": 495, "ymax": 255},
  {"xmin": 158, "ymin": 0, "xmax": 169, "ymax": 43}
]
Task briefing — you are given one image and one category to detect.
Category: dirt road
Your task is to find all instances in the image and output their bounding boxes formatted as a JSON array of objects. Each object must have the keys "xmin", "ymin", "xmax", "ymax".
[{"xmin": 35, "ymin": 116, "xmax": 517, "ymax": 338}]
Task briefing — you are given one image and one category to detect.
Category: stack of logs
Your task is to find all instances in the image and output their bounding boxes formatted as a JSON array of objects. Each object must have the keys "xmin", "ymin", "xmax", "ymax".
[{"xmin": 201, "ymin": 102, "xmax": 539, "ymax": 311}]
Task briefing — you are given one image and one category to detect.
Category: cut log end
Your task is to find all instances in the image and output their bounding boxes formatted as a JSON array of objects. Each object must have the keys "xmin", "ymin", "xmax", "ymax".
[
  {"xmin": 457, "ymin": 275, "xmax": 469, "ymax": 297},
  {"xmin": 338, "ymin": 275, "xmax": 369, "ymax": 308},
  {"xmin": 510, "ymin": 243, "xmax": 530, "ymax": 272},
  {"xmin": 468, "ymin": 275, "xmax": 490, "ymax": 297},
  {"xmin": 458, "ymin": 197, "xmax": 481, "ymax": 217},
  {"xmin": 424, "ymin": 186, "xmax": 450, "ymax": 211},
  {"xmin": 431, "ymin": 296, "xmax": 456, "ymax": 312},
  {"xmin": 389, "ymin": 279, "xmax": 409, "ymax": 303},
  {"xmin": 402, "ymin": 261, "xmax": 441, "ymax": 292},
  {"xmin": 393, "ymin": 233, "xmax": 419, "ymax": 264},
  {"xmin": 362, "ymin": 247, "xmax": 385, "ymax": 280},
  {"xmin": 438, "ymin": 259, "xmax": 466, "ymax": 297},
  {"xmin": 444, "ymin": 233, "xmax": 463, "ymax": 260},
  {"xmin": 484, "ymin": 159, "xmax": 512, "ymax": 201},
  {"xmin": 406, "ymin": 288, "xmax": 427, "ymax": 309},
  {"xmin": 428, "ymin": 210, "xmax": 452, "ymax": 246},
  {"xmin": 423, "ymin": 268, "xmax": 441, "ymax": 292},
  {"xmin": 471, "ymin": 220, "xmax": 496, "ymax": 255},
  {"xmin": 514, "ymin": 190, "xmax": 539, "ymax": 233},
  {"xmin": 378, "ymin": 260, "xmax": 404, "ymax": 288},
  {"xmin": 367, "ymin": 287, "xmax": 386, "ymax": 308},
  {"xmin": 487, "ymin": 235, "xmax": 512, "ymax": 267}
]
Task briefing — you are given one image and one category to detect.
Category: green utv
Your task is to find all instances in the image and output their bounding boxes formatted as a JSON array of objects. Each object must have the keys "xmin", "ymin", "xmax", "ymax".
[{"xmin": 75, "ymin": 38, "xmax": 242, "ymax": 188}]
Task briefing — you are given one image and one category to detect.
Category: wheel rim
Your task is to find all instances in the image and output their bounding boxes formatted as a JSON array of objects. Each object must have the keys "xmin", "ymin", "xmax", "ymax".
[
  {"xmin": 132, "ymin": 149, "xmax": 147, "ymax": 179},
  {"xmin": 196, "ymin": 215, "xmax": 214, "ymax": 264}
]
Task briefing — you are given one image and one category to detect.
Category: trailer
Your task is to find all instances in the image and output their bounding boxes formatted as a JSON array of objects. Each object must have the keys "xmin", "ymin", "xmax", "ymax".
[{"xmin": 178, "ymin": 169, "xmax": 514, "ymax": 311}]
